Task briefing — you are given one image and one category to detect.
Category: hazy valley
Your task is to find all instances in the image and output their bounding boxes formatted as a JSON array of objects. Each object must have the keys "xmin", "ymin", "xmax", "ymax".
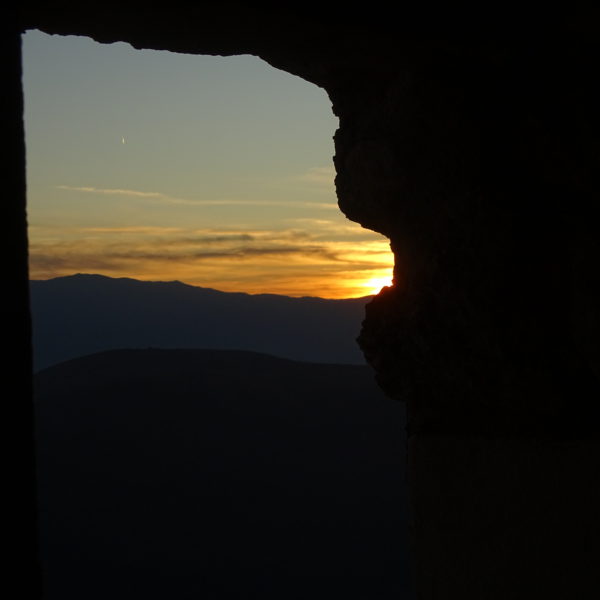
[
  {"xmin": 30, "ymin": 274, "xmax": 371, "ymax": 371},
  {"xmin": 35, "ymin": 348, "xmax": 409, "ymax": 599}
]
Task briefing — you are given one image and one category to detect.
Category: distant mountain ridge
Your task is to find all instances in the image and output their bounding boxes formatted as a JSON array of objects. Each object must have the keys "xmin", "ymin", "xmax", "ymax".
[{"xmin": 30, "ymin": 274, "xmax": 371, "ymax": 370}]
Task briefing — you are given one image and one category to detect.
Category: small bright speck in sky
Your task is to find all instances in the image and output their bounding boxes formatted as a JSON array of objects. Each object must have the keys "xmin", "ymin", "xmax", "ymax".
[{"xmin": 22, "ymin": 30, "xmax": 393, "ymax": 298}]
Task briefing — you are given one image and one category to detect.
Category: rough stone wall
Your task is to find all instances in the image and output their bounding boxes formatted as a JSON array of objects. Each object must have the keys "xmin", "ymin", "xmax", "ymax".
[
  {"xmin": 354, "ymin": 39, "xmax": 600, "ymax": 436},
  {"xmin": 9, "ymin": 3, "xmax": 600, "ymax": 598}
]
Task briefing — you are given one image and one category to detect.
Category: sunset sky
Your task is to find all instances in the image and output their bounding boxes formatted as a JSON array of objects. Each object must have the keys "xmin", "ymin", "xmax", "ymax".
[{"xmin": 22, "ymin": 30, "xmax": 393, "ymax": 298}]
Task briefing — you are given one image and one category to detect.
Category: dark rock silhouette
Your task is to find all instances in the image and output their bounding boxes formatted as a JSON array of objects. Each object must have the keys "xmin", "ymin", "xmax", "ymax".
[
  {"xmin": 30, "ymin": 274, "xmax": 370, "ymax": 371},
  {"xmin": 6, "ymin": 5, "xmax": 600, "ymax": 598},
  {"xmin": 34, "ymin": 349, "xmax": 409, "ymax": 599}
]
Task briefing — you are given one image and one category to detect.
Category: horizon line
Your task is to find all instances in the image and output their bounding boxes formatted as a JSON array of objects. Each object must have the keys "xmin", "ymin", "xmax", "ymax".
[{"xmin": 29, "ymin": 272, "xmax": 378, "ymax": 301}]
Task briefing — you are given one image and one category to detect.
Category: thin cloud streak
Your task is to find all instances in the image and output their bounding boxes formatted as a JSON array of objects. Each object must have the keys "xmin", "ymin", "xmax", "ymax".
[
  {"xmin": 81, "ymin": 226, "xmax": 185, "ymax": 235},
  {"xmin": 284, "ymin": 218, "xmax": 374, "ymax": 237},
  {"xmin": 57, "ymin": 185, "xmax": 165, "ymax": 198},
  {"xmin": 30, "ymin": 239, "xmax": 386, "ymax": 266},
  {"xmin": 56, "ymin": 184, "xmax": 338, "ymax": 210},
  {"xmin": 295, "ymin": 166, "xmax": 336, "ymax": 186},
  {"xmin": 30, "ymin": 222, "xmax": 383, "ymax": 243}
]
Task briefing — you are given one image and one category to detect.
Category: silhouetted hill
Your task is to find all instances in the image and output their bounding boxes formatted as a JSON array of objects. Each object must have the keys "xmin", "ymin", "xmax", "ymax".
[
  {"xmin": 30, "ymin": 274, "xmax": 371, "ymax": 370},
  {"xmin": 34, "ymin": 349, "xmax": 409, "ymax": 599}
]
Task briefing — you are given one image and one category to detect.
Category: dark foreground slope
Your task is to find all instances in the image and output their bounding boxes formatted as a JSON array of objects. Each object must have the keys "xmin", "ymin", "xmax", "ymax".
[
  {"xmin": 34, "ymin": 349, "xmax": 409, "ymax": 600},
  {"xmin": 30, "ymin": 274, "xmax": 371, "ymax": 370}
]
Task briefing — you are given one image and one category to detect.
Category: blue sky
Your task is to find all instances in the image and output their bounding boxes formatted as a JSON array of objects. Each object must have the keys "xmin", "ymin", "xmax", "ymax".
[{"xmin": 22, "ymin": 30, "xmax": 393, "ymax": 298}]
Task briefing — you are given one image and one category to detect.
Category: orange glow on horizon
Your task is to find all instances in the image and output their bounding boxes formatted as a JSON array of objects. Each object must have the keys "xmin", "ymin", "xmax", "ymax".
[
  {"xmin": 359, "ymin": 274, "xmax": 394, "ymax": 297},
  {"xmin": 28, "ymin": 226, "xmax": 395, "ymax": 299}
]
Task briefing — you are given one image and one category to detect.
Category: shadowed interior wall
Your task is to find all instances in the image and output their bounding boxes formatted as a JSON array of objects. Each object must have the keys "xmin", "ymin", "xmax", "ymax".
[
  {"xmin": 3, "ymin": 15, "xmax": 39, "ymax": 598},
  {"xmin": 8, "ymin": 4, "xmax": 600, "ymax": 598}
]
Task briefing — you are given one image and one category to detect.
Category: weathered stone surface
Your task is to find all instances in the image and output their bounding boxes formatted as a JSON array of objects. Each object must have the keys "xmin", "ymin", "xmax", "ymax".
[{"xmin": 409, "ymin": 435, "xmax": 600, "ymax": 598}]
